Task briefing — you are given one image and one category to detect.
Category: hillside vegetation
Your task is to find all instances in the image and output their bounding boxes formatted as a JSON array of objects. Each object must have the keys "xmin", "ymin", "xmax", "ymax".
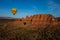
[
  {"xmin": 0, "ymin": 14, "xmax": 60, "ymax": 40},
  {"xmin": 0, "ymin": 25, "xmax": 60, "ymax": 40}
]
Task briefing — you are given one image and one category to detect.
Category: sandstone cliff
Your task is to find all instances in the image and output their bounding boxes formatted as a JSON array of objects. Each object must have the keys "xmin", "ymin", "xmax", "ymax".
[
  {"xmin": 1, "ymin": 14, "xmax": 59, "ymax": 30},
  {"xmin": 0, "ymin": 14, "xmax": 60, "ymax": 40}
]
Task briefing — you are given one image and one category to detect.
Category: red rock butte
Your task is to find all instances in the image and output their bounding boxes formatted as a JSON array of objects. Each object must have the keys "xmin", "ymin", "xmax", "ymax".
[
  {"xmin": 20, "ymin": 14, "xmax": 58, "ymax": 24},
  {"xmin": 3, "ymin": 14, "xmax": 60, "ymax": 29}
]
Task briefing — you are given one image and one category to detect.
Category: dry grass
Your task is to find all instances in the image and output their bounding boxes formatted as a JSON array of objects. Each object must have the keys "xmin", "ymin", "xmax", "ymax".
[
  {"xmin": 0, "ymin": 19, "xmax": 60, "ymax": 40},
  {"xmin": 0, "ymin": 25, "xmax": 60, "ymax": 40}
]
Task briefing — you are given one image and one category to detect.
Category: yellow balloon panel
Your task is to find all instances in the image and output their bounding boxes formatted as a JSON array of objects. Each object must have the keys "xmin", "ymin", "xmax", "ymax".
[{"xmin": 11, "ymin": 8, "xmax": 17, "ymax": 15}]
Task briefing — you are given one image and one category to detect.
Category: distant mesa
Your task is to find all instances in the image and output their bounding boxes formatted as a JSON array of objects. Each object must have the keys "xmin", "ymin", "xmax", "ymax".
[
  {"xmin": 0, "ymin": 17, "xmax": 13, "ymax": 19},
  {"xmin": 56, "ymin": 17, "xmax": 60, "ymax": 22}
]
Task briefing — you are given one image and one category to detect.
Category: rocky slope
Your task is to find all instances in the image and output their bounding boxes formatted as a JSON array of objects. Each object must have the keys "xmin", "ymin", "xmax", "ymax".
[
  {"xmin": 0, "ymin": 14, "xmax": 60, "ymax": 40},
  {"xmin": 1, "ymin": 14, "xmax": 59, "ymax": 30}
]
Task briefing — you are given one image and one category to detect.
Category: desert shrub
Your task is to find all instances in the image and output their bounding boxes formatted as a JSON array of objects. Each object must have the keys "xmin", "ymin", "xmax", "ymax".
[{"xmin": 0, "ymin": 25, "xmax": 60, "ymax": 40}]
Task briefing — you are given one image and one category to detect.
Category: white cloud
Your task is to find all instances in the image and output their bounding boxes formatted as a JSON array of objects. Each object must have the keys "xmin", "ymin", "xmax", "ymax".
[
  {"xmin": 24, "ymin": 5, "xmax": 40, "ymax": 15},
  {"xmin": 48, "ymin": 0, "xmax": 58, "ymax": 11},
  {"xmin": 47, "ymin": 0, "xmax": 60, "ymax": 17}
]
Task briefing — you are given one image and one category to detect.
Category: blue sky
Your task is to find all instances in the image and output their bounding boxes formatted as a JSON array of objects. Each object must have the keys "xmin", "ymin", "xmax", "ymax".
[{"xmin": 0, "ymin": 0, "xmax": 60, "ymax": 18}]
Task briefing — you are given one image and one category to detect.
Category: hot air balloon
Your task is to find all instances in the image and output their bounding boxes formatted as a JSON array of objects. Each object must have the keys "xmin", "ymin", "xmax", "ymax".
[{"xmin": 11, "ymin": 8, "xmax": 17, "ymax": 15}]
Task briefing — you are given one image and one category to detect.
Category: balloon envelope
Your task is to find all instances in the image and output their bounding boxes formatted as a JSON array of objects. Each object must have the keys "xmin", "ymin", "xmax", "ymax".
[{"xmin": 11, "ymin": 8, "xmax": 17, "ymax": 15}]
